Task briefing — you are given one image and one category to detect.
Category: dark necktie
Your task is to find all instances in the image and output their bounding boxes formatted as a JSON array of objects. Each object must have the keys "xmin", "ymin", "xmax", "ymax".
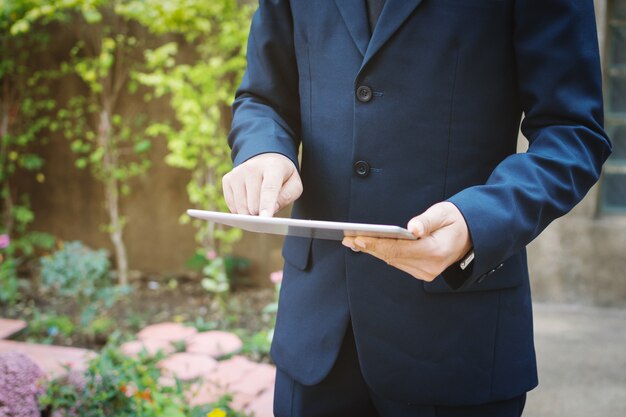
[{"xmin": 366, "ymin": 0, "xmax": 385, "ymax": 34}]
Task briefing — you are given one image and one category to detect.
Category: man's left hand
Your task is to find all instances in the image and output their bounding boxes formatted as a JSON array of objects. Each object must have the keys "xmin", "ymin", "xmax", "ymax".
[{"xmin": 342, "ymin": 202, "xmax": 473, "ymax": 282}]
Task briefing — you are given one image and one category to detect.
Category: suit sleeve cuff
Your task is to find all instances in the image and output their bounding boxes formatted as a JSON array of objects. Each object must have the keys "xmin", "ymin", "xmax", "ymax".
[
  {"xmin": 441, "ymin": 258, "xmax": 475, "ymax": 291},
  {"xmin": 232, "ymin": 138, "xmax": 300, "ymax": 171}
]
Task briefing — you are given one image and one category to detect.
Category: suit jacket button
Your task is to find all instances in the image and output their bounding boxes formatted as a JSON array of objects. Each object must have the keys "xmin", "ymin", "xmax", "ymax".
[
  {"xmin": 354, "ymin": 160, "xmax": 371, "ymax": 177},
  {"xmin": 356, "ymin": 85, "xmax": 373, "ymax": 103}
]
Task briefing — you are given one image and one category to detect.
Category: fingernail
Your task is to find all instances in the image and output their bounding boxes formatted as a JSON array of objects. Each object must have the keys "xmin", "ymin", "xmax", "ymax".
[
  {"xmin": 354, "ymin": 238, "xmax": 366, "ymax": 249},
  {"xmin": 414, "ymin": 221, "xmax": 425, "ymax": 236},
  {"xmin": 342, "ymin": 241, "xmax": 360, "ymax": 252}
]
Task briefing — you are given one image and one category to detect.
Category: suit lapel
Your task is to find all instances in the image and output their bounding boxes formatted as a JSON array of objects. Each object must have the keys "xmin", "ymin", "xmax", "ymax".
[
  {"xmin": 363, "ymin": 0, "xmax": 425, "ymax": 65},
  {"xmin": 335, "ymin": 0, "xmax": 425, "ymax": 66},
  {"xmin": 334, "ymin": 0, "xmax": 371, "ymax": 57}
]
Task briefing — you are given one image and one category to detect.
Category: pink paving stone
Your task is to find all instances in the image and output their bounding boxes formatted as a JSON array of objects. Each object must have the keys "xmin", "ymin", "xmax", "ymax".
[
  {"xmin": 187, "ymin": 380, "xmax": 255, "ymax": 409},
  {"xmin": 246, "ymin": 386, "xmax": 275, "ymax": 417},
  {"xmin": 137, "ymin": 322, "xmax": 197, "ymax": 343},
  {"xmin": 229, "ymin": 363, "xmax": 276, "ymax": 397},
  {"xmin": 186, "ymin": 331, "xmax": 243, "ymax": 358},
  {"xmin": 187, "ymin": 380, "xmax": 230, "ymax": 407},
  {"xmin": 205, "ymin": 355, "xmax": 259, "ymax": 388},
  {"xmin": 230, "ymin": 392, "xmax": 257, "ymax": 411},
  {"xmin": 158, "ymin": 375, "xmax": 178, "ymax": 387},
  {"xmin": 0, "ymin": 340, "xmax": 94, "ymax": 378},
  {"xmin": 0, "ymin": 318, "xmax": 27, "ymax": 339},
  {"xmin": 120, "ymin": 339, "xmax": 175, "ymax": 357},
  {"xmin": 158, "ymin": 352, "xmax": 217, "ymax": 381}
]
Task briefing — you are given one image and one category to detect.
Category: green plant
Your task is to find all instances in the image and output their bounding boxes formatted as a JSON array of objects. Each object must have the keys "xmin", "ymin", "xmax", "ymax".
[
  {"xmin": 187, "ymin": 249, "xmax": 249, "ymax": 318},
  {"xmin": 241, "ymin": 329, "xmax": 272, "ymax": 361},
  {"xmin": 191, "ymin": 397, "xmax": 249, "ymax": 417},
  {"xmin": 0, "ymin": 254, "xmax": 18, "ymax": 304},
  {"xmin": 39, "ymin": 241, "xmax": 130, "ymax": 326},
  {"xmin": 0, "ymin": 212, "xmax": 55, "ymax": 305},
  {"xmin": 60, "ymin": 1, "xmax": 153, "ymax": 287},
  {"xmin": 187, "ymin": 250, "xmax": 250, "ymax": 283},
  {"xmin": 85, "ymin": 315, "xmax": 117, "ymax": 338},
  {"xmin": 1, "ymin": 0, "xmax": 59, "ymax": 305},
  {"xmin": 187, "ymin": 316, "xmax": 218, "ymax": 333},
  {"xmin": 201, "ymin": 255, "xmax": 230, "ymax": 317},
  {"xmin": 1, "ymin": 0, "xmax": 57, "ymax": 235},
  {"xmin": 119, "ymin": 0, "xmax": 251, "ymax": 255},
  {"xmin": 28, "ymin": 310, "xmax": 75, "ymax": 344},
  {"xmin": 13, "ymin": 0, "xmax": 158, "ymax": 287},
  {"xmin": 241, "ymin": 270, "xmax": 281, "ymax": 361},
  {"xmin": 39, "ymin": 337, "xmax": 249, "ymax": 417}
]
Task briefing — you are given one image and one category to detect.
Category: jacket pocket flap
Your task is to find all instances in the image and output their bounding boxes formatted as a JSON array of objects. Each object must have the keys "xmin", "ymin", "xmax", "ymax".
[{"xmin": 281, "ymin": 235, "xmax": 313, "ymax": 270}]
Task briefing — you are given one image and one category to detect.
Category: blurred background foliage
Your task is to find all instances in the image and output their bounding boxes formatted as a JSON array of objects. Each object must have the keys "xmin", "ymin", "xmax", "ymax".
[
  {"xmin": 1, "ymin": 0, "xmax": 252, "ymax": 297},
  {"xmin": 1, "ymin": 2, "xmax": 277, "ymax": 413}
]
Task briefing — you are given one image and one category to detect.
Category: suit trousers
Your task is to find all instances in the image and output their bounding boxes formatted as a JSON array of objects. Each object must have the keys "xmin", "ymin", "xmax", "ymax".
[{"xmin": 273, "ymin": 322, "xmax": 527, "ymax": 417}]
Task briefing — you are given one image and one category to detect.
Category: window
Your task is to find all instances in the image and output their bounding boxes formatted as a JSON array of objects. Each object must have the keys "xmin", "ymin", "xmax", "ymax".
[{"xmin": 601, "ymin": 0, "xmax": 626, "ymax": 213}]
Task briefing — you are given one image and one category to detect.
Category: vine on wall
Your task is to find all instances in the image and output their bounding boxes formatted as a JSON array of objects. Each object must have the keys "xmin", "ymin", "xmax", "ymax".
[{"xmin": 5, "ymin": 0, "xmax": 252, "ymax": 289}]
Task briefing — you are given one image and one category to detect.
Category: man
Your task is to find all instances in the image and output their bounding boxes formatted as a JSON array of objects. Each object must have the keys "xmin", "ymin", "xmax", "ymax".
[{"xmin": 223, "ymin": 0, "xmax": 612, "ymax": 416}]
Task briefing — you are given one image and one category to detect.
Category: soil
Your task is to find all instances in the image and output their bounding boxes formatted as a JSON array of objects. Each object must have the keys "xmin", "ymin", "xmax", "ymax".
[{"xmin": 1, "ymin": 272, "xmax": 276, "ymax": 355}]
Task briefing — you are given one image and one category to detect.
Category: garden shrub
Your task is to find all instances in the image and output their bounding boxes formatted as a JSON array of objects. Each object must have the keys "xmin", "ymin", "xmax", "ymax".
[
  {"xmin": 39, "ymin": 241, "xmax": 129, "ymax": 326},
  {"xmin": 40, "ymin": 241, "xmax": 110, "ymax": 296},
  {"xmin": 39, "ymin": 340, "xmax": 248, "ymax": 417},
  {"xmin": 28, "ymin": 310, "xmax": 76, "ymax": 343}
]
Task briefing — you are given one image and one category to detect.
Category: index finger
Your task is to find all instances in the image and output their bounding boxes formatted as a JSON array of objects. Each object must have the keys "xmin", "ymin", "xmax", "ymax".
[
  {"xmin": 354, "ymin": 236, "xmax": 437, "ymax": 262},
  {"xmin": 258, "ymin": 169, "xmax": 284, "ymax": 217}
]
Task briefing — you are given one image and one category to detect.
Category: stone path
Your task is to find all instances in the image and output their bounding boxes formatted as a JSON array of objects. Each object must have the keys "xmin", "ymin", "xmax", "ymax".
[
  {"xmin": 4, "ymin": 303, "xmax": 626, "ymax": 417},
  {"xmin": 122, "ymin": 322, "xmax": 275, "ymax": 416},
  {"xmin": 1, "ymin": 318, "xmax": 95, "ymax": 379},
  {"xmin": 0, "ymin": 318, "xmax": 27, "ymax": 339},
  {"xmin": 525, "ymin": 303, "xmax": 626, "ymax": 417},
  {"xmin": 0, "ymin": 318, "xmax": 274, "ymax": 417},
  {"xmin": 0, "ymin": 339, "xmax": 94, "ymax": 378}
]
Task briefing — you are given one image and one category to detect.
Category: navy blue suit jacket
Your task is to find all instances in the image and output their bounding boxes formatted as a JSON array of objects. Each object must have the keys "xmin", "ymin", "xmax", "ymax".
[{"xmin": 228, "ymin": 0, "xmax": 612, "ymax": 406}]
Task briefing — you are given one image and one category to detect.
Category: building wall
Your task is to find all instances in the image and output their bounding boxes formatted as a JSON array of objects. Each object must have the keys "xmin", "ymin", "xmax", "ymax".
[{"xmin": 524, "ymin": 0, "xmax": 626, "ymax": 306}]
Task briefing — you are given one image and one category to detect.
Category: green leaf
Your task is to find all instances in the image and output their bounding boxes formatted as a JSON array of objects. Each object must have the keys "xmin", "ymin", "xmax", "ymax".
[
  {"xmin": 133, "ymin": 140, "xmax": 151, "ymax": 154},
  {"xmin": 75, "ymin": 158, "xmax": 88, "ymax": 169},
  {"xmin": 83, "ymin": 8, "xmax": 102, "ymax": 24},
  {"xmin": 160, "ymin": 405, "xmax": 186, "ymax": 417},
  {"xmin": 70, "ymin": 139, "xmax": 84, "ymax": 153},
  {"xmin": 20, "ymin": 154, "xmax": 44, "ymax": 171},
  {"xmin": 10, "ymin": 20, "xmax": 30, "ymax": 35}
]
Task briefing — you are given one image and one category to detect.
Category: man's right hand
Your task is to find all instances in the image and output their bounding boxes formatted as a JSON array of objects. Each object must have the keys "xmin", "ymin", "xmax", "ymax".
[{"xmin": 222, "ymin": 153, "xmax": 303, "ymax": 217}]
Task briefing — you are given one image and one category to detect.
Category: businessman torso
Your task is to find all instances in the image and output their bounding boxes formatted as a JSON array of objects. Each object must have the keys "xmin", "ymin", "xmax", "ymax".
[{"xmin": 229, "ymin": 0, "xmax": 610, "ymax": 405}]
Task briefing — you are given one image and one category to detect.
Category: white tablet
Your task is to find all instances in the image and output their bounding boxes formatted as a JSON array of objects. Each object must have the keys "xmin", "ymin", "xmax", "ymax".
[{"xmin": 187, "ymin": 210, "xmax": 417, "ymax": 241}]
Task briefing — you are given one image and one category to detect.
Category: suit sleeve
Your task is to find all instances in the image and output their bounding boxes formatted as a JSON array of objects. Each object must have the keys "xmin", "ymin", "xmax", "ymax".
[
  {"xmin": 228, "ymin": 0, "xmax": 301, "ymax": 169},
  {"xmin": 444, "ymin": 0, "xmax": 612, "ymax": 290}
]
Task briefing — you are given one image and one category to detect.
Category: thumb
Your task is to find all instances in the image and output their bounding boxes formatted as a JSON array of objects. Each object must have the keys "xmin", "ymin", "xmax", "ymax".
[
  {"xmin": 276, "ymin": 171, "xmax": 303, "ymax": 209},
  {"xmin": 407, "ymin": 203, "xmax": 452, "ymax": 238}
]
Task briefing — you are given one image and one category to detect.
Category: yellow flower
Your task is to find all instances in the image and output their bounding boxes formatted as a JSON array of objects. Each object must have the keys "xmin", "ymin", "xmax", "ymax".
[
  {"xmin": 36, "ymin": 173, "xmax": 45, "ymax": 183},
  {"xmin": 207, "ymin": 409, "xmax": 227, "ymax": 417}
]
